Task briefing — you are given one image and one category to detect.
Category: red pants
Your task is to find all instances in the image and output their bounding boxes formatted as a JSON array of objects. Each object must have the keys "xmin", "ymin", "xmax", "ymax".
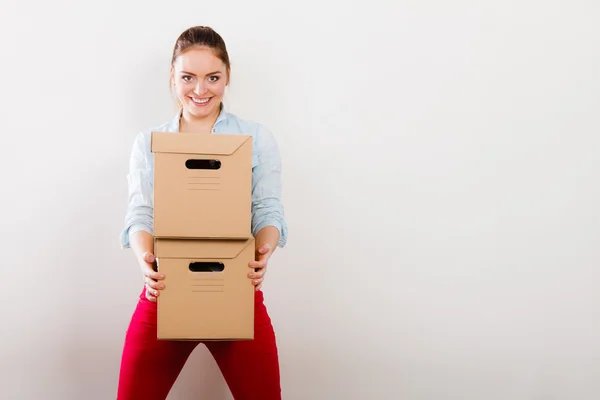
[{"xmin": 116, "ymin": 287, "xmax": 281, "ymax": 399}]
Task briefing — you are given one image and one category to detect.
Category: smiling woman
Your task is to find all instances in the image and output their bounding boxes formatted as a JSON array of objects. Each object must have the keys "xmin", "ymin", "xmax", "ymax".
[
  {"xmin": 117, "ymin": 26, "xmax": 288, "ymax": 400},
  {"xmin": 169, "ymin": 28, "xmax": 230, "ymax": 130}
]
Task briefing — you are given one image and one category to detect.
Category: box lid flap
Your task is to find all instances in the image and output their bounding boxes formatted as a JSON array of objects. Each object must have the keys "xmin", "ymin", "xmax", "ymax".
[
  {"xmin": 154, "ymin": 238, "xmax": 254, "ymax": 259},
  {"xmin": 151, "ymin": 131, "xmax": 251, "ymax": 155}
]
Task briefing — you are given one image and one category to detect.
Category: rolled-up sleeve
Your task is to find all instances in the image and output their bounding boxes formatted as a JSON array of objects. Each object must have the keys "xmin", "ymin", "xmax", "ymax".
[
  {"xmin": 251, "ymin": 125, "xmax": 288, "ymax": 247},
  {"xmin": 120, "ymin": 132, "xmax": 154, "ymax": 249}
]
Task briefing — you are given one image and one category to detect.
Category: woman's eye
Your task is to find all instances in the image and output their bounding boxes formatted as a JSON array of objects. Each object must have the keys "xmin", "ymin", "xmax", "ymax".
[
  {"xmin": 208, "ymin": 76, "xmax": 219, "ymax": 83},
  {"xmin": 182, "ymin": 75, "xmax": 193, "ymax": 82}
]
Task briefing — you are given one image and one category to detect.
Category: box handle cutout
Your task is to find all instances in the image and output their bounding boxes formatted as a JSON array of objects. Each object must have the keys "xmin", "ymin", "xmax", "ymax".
[
  {"xmin": 189, "ymin": 262, "xmax": 224, "ymax": 272},
  {"xmin": 185, "ymin": 159, "xmax": 221, "ymax": 170}
]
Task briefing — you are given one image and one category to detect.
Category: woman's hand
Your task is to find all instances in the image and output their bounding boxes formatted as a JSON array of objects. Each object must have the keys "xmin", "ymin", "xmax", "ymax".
[
  {"xmin": 139, "ymin": 251, "xmax": 165, "ymax": 302},
  {"xmin": 248, "ymin": 243, "xmax": 273, "ymax": 291}
]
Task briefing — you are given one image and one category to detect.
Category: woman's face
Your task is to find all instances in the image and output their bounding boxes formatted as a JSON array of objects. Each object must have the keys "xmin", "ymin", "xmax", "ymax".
[{"xmin": 171, "ymin": 46, "xmax": 229, "ymax": 119}]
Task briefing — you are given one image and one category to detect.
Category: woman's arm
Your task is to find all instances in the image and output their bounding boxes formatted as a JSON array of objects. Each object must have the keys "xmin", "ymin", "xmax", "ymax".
[
  {"xmin": 247, "ymin": 125, "xmax": 288, "ymax": 290},
  {"xmin": 249, "ymin": 225, "xmax": 281, "ymax": 291},
  {"xmin": 120, "ymin": 131, "xmax": 164, "ymax": 300},
  {"xmin": 130, "ymin": 230, "xmax": 155, "ymax": 266},
  {"xmin": 250, "ymin": 125, "xmax": 288, "ymax": 248},
  {"xmin": 120, "ymin": 132, "xmax": 154, "ymax": 250},
  {"xmin": 255, "ymin": 225, "xmax": 280, "ymax": 255}
]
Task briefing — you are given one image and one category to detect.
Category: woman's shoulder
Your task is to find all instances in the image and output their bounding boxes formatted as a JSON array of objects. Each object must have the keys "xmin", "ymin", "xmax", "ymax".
[
  {"xmin": 131, "ymin": 118, "xmax": 176, "ymax": 152},
  {"xmin": 222, "ymin": 111, "xmax": 278, "ymax": 147}
]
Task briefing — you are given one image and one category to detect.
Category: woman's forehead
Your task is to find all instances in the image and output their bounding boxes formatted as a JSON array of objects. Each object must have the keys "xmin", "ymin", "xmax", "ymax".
[{"xmin": 174, "ymin": 48, "xmax": 226, "ymax": 73}]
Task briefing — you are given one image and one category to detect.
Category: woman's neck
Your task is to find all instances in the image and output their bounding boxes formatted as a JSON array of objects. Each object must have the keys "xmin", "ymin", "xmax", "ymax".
[{"xmin": 178, "ymin": 106, "xmax": 220, "ymax": 133}]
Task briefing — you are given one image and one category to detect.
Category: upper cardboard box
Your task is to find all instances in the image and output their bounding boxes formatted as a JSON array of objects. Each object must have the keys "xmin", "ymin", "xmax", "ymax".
[{"xmin": 151, "ymin": 132, "xmax": 252, "ymax": 239}]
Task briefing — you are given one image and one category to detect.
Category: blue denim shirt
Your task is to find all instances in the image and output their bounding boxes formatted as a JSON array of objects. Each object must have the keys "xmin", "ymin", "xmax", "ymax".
[{"xmin": 120, "ymin": 104, "xmax": 288, "ymax": 249}]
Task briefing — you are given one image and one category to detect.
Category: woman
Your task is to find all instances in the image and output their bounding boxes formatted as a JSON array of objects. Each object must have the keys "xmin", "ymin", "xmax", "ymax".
[{"xmin": 117, "ymin": 26, "xmax": 288, "ymax": 400}]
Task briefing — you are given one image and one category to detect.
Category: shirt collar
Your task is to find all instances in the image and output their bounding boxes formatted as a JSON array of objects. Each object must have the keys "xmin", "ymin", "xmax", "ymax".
[{"xmin": 168, "ymin": 102, "xmax": 228, "ymax": 132}]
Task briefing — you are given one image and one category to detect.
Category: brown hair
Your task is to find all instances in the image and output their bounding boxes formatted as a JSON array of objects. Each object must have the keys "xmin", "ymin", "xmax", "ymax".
[{"xmin": 171, "ymin": 26, "xmax": 231, "ymax": 72}]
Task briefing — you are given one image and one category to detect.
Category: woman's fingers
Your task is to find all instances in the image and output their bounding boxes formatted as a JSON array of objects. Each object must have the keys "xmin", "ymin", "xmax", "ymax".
[
  {"xmin": 140, "ymin": 253, "xmax": 164, "ymax": 281},
  {"xmin": 248, "ymin": 260, "xmax": 267, "ymax": 290},
  {"xmin": 248, "ymin": 260, "xmax": 266, "ymax": 277},
  {"xmin": 145, "ymin": 287, "xmax": 158, "ymax": 302},
  {"xmin": 139, "ymin": 252, "xmax": 165, "ymax": 301},
  {"xmin": 144, "ymin": 275, "xmax": 164, "ymax": 291}
]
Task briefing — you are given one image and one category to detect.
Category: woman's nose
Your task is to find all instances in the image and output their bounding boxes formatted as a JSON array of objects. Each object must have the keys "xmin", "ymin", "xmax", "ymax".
[{"xmin": 194, "ymin": 80, "xmax": 206, "ymax": 95}]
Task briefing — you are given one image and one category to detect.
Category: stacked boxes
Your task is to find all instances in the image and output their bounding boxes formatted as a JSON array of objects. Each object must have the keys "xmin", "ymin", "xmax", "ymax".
[{"xmin": 151, "ymin": 131, "xmax": 255, "ymax": 340}]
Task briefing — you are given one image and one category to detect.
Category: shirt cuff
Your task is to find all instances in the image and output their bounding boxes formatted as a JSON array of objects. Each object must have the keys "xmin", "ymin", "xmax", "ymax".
[
  {"xmin": 120, "ymin": 223, "xmax": 153, "ymax": 249},
  {"xmin": 252, "ymin": 219, "xmax": 287, "ymax": 248}
]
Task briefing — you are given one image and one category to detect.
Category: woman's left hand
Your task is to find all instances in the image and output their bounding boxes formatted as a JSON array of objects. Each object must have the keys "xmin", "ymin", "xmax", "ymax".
[{"xmin": 248, "ymin": 243, "xmax": 273, "ymax": 291}]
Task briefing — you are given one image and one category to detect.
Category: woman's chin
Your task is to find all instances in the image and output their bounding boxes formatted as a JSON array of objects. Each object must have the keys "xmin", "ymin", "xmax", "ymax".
[{"xmin": 184, "ymin": 98, "xmax": 221, "ymax": 118}]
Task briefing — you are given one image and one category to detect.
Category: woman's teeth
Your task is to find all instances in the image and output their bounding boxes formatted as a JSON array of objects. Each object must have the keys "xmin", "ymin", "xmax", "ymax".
[{"xmin": 191, "ymin": 97, "xmax": 210, "ymax": 105}]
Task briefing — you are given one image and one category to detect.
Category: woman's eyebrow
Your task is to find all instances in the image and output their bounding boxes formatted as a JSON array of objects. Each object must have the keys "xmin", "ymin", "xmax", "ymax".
[{"xmin": 180, "ymin": 70, "xmax": 222, "ymax": 76}]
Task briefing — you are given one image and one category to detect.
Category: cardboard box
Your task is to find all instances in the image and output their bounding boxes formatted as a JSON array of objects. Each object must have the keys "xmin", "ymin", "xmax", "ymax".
[
  {"xmin": 151, "ymin": 131, "xmax": 252, "ymax": 239},
  {"xmin": 154, "ymin": 237, "xmax": 255, "ymax": 340}
]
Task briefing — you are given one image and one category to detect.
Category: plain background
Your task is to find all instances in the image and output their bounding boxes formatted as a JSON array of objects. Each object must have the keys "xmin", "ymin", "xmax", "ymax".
[{"xmin": 1, "ymin": 1, "xmax": 599, "ymax": 399}]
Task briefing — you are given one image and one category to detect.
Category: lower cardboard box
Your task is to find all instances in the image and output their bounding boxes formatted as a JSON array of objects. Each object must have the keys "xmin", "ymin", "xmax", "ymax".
[{"xmin": 154, "ymin": 237, "xmax": 255, "ymax": 340}]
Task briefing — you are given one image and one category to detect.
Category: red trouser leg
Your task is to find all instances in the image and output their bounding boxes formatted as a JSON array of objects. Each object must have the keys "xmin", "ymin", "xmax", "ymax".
[
  {"xmin": 116, "ymin": 288, "xmax": 282, "ymax": 400},
  {"xmin": 116, "ymin": 288, "xmax": 199, "ymax": 399},
  {"xmin": 206, "ymin": 290, "xmax": 282, "ymax": 400}
]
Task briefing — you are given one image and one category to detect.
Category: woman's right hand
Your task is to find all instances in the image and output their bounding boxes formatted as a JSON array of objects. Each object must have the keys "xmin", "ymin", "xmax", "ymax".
[{"xmin": 139, "ymin": 251, "xmax": 165, "ymax": 302}]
